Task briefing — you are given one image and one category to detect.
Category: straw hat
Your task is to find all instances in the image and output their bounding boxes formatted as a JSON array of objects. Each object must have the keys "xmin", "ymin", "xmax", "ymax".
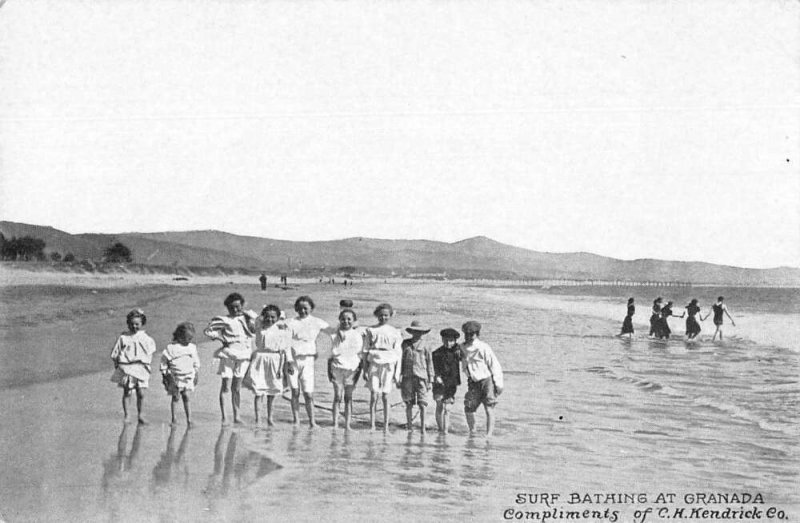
[{"xmin": 406, "ymin": 320, "xmax": 431, "ymax": 334}]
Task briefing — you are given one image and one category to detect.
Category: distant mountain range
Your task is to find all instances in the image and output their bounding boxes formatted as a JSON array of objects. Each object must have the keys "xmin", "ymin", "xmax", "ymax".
[{"xmin": 2, "ymin": 221, "xmax": 799, "ymax": 285}]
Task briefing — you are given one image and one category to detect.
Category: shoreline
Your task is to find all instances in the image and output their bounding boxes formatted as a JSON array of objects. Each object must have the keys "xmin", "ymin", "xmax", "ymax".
[{"xmin": 3, "ymin": 263, "xmax": 798, "ymax": 290}]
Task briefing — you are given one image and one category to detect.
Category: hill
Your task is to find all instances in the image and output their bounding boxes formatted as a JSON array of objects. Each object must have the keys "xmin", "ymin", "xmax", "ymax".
[{"xmin": 2, "ymin": 221, "xmax": 799, "ymax": 285}]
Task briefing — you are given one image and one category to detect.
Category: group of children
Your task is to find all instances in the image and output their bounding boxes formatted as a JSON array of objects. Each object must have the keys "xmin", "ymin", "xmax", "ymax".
[
  {"xmin": 620, "ymin": 296, "xmax": 735, "ymax": 341},
  {"xmin": 109, "ymin": 293, "xmax": 504, "ymax": 436}
]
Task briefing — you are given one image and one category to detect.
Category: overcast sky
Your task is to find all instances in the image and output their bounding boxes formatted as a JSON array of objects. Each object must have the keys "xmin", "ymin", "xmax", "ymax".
[{"xmin": 1, "ymin": 0, "xmax": 798, "ymax": 268}]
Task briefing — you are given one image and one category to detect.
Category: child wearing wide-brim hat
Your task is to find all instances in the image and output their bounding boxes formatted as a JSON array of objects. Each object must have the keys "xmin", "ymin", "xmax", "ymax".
[
  {"xmin": 400, "ymin": 320, "xmax": 434, "ymax": 432},
  {"xmin": 432, "ymin": 328, "xmax": 461, "ymax": 433}
]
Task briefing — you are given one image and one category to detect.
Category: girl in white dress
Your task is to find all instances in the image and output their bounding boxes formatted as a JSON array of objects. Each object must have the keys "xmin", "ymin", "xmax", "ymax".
[
  {"xmin": 247, "ymin": 305, "xmax": 290, "ymax": 425},
  {"xmin": 363, "ymin": 303, "xmax": 403, "ymax": 432},
  {"xmin": 285, "ymin": 296, "xmax": 330, "ymax": 427},
  {"xmin": 160, "ymin": 322, "xmax": 200, "ymax": 425},
  {"xmin": 110, "ymin": 309, "xmax": 156, "ymax": 425},
  {"xmin": 328, "ymin": 308, "xmax": 366, "ymax": 430}
]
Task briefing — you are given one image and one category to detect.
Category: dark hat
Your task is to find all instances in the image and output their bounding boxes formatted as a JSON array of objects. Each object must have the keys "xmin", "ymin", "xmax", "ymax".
[
  {"xmin": 462, "ymin": 321, "xmax": 481, "ymax": 334},
  {"xmin": 440, "ymin": 328, "xmax": 460, "ymax": 339},
  {"xmin": 405, "ymin": 320, "xmax": 431, "ymax": 334},
  {"xmin": 339, "ymin": 299, "xmax": 354, "ymax": 308}
]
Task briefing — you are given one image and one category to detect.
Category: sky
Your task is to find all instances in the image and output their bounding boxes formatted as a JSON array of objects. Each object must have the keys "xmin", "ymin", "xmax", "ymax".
[{"xmin": 0, "ymin": 0, "xmax": 798, "ymax": 269}]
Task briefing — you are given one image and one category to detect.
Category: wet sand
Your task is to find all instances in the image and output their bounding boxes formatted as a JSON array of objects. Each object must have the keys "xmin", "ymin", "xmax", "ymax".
[{"xmin": 1, "ymin": 269, "xmax": 798, "ymax": 521}]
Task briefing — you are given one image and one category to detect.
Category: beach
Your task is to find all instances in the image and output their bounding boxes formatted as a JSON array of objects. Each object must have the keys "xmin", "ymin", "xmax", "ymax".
[{"xmin": 0, "ymin": 267, "xmax": 798, "ymax": 522}]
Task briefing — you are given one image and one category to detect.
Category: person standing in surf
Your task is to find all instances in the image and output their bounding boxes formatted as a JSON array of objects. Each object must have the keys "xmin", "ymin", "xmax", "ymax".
[
  {"xmin": 110, "ymin": 309, "xmax": 156, "ymax": 424},
  {"xmin": 657, "ymin": 301, "xmax": 683, "ymax": 340},
  {"xmin": 363, "ymin": 303, "xmax": 403, "ymax": 432},
  {"xmin": 649, "ymin": 297, "xmax": 663, "ymax": 338},
  {"xmin": 204, "ymin": 293, "xmax": 257, "ymax": 425},
  {"xmin": 284, "ymin": 295, "xmax": 330, "ymax": 427},
  {"xmin": 684, "ymin": 299, "xmax": 702, "ymax": 340},
  {"xmin": 246, "ymin": 305, "xmax": 290, "ymax": 426},
  {"xmin": 327, "ymin": 308, "xmax": 366, "ymax": 430},
  {"xmin": 619, "ymin": 297, "xmax": 635, "ymax": 338},
  {"xmin": 702, "ymin": 296, "xmax": 735, "ymax": 341},
  {"xmin": 461, "ymin": 321, "xmax": 504, "ymax": 436}
]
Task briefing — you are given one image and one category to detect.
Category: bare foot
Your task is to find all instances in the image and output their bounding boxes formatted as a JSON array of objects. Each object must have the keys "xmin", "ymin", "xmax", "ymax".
[
  {"xmin": 266, "ymin": 419, "xmax": 274, "ymax": 427},
  {"xmin": 233, "ymin": 418, "xmax": 245, "ymax": 425},
  {"xmin": 308, "ymin": 422, "xmax": 318, "ymax": 429},
  {"xmin": 137, "ymin": 417, "xmax": 148, "ymax": 425}
]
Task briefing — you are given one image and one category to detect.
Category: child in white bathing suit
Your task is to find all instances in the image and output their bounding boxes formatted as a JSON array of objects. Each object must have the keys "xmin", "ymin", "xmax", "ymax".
[
  {"xmin": 284, "ymin": 295, "xmax": 330, "ymax": 428},
  {"xmin": 110, "ymin": 309, "xmax": 156, "ymax": 425},
  {"xmin": 160, "ymin": 322, "xmax": 200, "ymax": 425},
  {"xmin": 204, "ymin": 292, "xmax": 257, "ymax": 425},
  {"xmin": 328, "ymin": 308, "xmax": 366, "ymax": 430},
  {"xmin": 363, "ymin": 303, "xmax": 403, "ymax": 432},
  {"xmin": 247, "ymin": 305, "xmax": 290, "ymax": 425}
]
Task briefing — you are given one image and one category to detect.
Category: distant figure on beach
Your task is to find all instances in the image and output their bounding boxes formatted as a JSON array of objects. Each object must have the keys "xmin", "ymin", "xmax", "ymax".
[
  {"xmin": 204, "ymin": 293, "xmax": 257, "ymax": 425},
  {"xmin": 432, "ymin": 328, "xmax": 461, "ymax": 434},
  {"xmin": 702, "ymin": 296, "xmax": 735, "ymax": 341},
  {"xmin": 461, "ymin": 321, "xmax": 503, "ymax": 436},
  {"xmin": 684, "ymin": 299, "xmax": 702, "ymax": 340},
  {"xmin": 110, "ymin": 308, "xmax": 156, "ymax": 425},
  {"xmin": 619, "ymin": 298, "xmax": 635, "ymax": 338},
  {"xmin": 246, "ymin": 305, "xmax": 289, "ymax": 426},
  {"xmin": 401, "ymin": 321, "xmax": 434, "ymax": 433},
  {"xmin": 363, "ymin": 303, "xmax": 403, "ymax": 432},
  {"xmin": 284, "ymin": 296, "xmax": 330, "ymax": 427},
  {"xmin": 327, "ymin": 308, "xmax": 366, "ymax": 430},
  {"xmin": 259, "ymin": 273, "xmax": 267, "ymax": 291},
  {"xmin": 649, "ymin": 297, "xmax": 663, "ymax": 338},
  {"xmin": 160, "ymin": 322, "xmax": 200, "ymax": 425}
]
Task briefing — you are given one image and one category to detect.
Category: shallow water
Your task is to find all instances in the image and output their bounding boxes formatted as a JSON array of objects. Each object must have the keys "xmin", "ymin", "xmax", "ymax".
[{"xmin": 0, "ymin": 282, "xmax": 797, "ymax": 521}]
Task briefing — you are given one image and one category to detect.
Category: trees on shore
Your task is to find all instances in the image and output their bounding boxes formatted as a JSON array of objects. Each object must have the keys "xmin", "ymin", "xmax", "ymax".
[
  {"xmin": 1, "ymin": 235, "xmax": 46, "ymax": 261},
  {"xmin": 0, "ymin": 233, "xmax": 132, "ymax": 264}
]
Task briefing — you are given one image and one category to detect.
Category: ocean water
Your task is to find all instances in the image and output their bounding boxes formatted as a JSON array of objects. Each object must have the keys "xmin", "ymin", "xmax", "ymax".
[{"xmin": 0, "ymin": 282, "xmax": 797, "ymax": 521}]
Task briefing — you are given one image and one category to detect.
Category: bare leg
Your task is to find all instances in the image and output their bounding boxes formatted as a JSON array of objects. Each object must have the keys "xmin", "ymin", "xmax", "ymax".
[
  {"xmin": 304, "ymin": 392, "xmax": 317, "ymax": 428},
  {"xmin": 344, "ymin": 386, "xmax": 353, "ymax": 430},
  {"xmin": 485, "ymin": 404, "xmax": 495, "ymax": 436},
  {"xmin": 382, "ymin": 393, "xmax": 390, "ymax": 433},
  {"xmin": 254, "ymin": 395, "xmax": 262, "ymax": 424},
  {"xmin": 369, "ymin": 391, "xmax": 377, "ymax": 430},
  {"xmin": 332, "ymin": 382, "xmax": 342, "ymax": 428},
  {"xmin": 171, "ymin": 395, "xmax": 179, "ymax": 425},
  {"xmin": 291, "ymin": 388, "xmax": 300, "ymax": 425},
  {"xmin": 466, "ymin": 410, "xmax": 476, "ymax": 433},
  {"xmin": 231, "ymin": 377, "xmax": 243, "ymax": 424},
  {"xmin": 266, "ymin": 395, "xmax": 275, "ymax": 426},
  {"xmin": 435, "ymin": 401, "xmax": 444, "ymax": 432},
  {"xmin": 442, "ymin": 403, "xmax": 450, "ymax": 434},
  {"xmin": 122, "ymin": 390, "xmax": 131, "ymax": 422},
  {"xmin": 219, "ymin": 379, "xmax": 230, "ymax": 423},
  {"xmin": 419, "ymin": 404, "xmax": 426, "ymax": 434},
  {"xmin": 405, "ymin": 403, "xmax": 413, "ymax": 431},
  {"xmin": 136, "ymin": 388, "xmax": 147, "ymax": 425},
  {"xmin": 182, "ymin": 391, "xmax": 192, "ymax": 425}
]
